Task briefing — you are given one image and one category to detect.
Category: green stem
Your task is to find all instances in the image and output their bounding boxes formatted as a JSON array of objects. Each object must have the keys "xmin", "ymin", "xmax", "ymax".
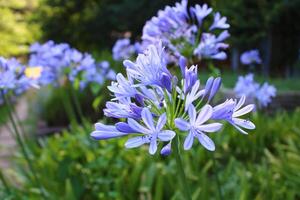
[
  {"xmin": 70, "ymin": 86, "xmax": 84, "ymax": 123},
  {"xmin": 1, "ymin": 91, "xmax": 46, "ymax": 199},
  {"xmin": 0, "ymin": 170, "xmax": 10, "ymax": 194},
  {"xmin": 56, "ymin": 82, "xmax": 77, "ymax": 125},
  {"xmin": 6, "ymin": 97, "xmax": 26, "ymax": 136},
  {"xmin": 173, "ymin": 136, "xmax": 192, "ymax": 200},
  {"xmin": 212, "ymin": 154, "xmax": 223, "ymax": 200}
]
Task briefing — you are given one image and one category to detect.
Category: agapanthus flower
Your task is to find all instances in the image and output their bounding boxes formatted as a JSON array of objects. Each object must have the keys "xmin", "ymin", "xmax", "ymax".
[
  {"xmin": 141, "ymin": 1, "xmax": 230, "ymax": 63},
  {"xmin": 240, "ymin": 49, "xmax": 262, "ymax": 65},
  {"xmin": 175, "ymin": 105, "xmax": 222, "ymax": 151},
  {"xmin": 29, "ymin": 41, "xmax": 115, "ymax": 89},
  {"xmin": 255, "ymin": 83, "xmax": 276, "ymax": 107},
  {"xmin": 211, "ymin": 96, "xmax": 255, "ymax": 134},
  {"xmin": 0, "ymin": 57, "xmax": 38, "ymax": 95},
  {"xmin": 234, "ymin": 73, "xmax": 259, "ymax": 100},
  {"xmin": 29, "ymin": 41, "xmax": 70, "ymax": 85},
  {"xmin": 234, "ymin": 73, "xmax": 276, "ymax": 108},
  {"xmin": 91, "ymin": 43, "xmax": 255, "ymax": 155},
  {"xmin": 112, "ymin": 38, "xmax": 136, "ymax": 61}
]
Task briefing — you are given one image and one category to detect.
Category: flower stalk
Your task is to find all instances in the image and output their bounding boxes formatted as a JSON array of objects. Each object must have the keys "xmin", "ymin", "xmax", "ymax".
[{"xmin": 173, "ymin": 135, "xmax": 192, "ymax": 200}]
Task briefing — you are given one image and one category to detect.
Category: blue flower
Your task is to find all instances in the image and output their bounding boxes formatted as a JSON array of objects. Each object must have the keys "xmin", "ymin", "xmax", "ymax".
[
  {"xmin": 123, "ymin": 43, "xmax": 172, "ymax": 89},
  {"xmin": 112, "ymin": 38, "xmax": 135, "ymax": 61},
  {"xmin": 209, "ymin": 12, "xmax": 230, "ymax": 30},
  {"xmin": 234, "ymin": 73, "xmax": 276, "ymax": 108},
  {"xmin": 108, "ymin": 73, "xmax": 137, "ymax": 100},
  {"xmin": 256, "ymin": 83, "xmax": 276, "ymax": 107},
  {"xmin": 183, "ymin": 65, "xmax": 198, "ymax": 94},
  {"xmin": 194, "ymin": 33, "xmax": 229, "ymax": 60},
  {"xmin": 160, "ymin": 142, "xmax": 172, "ymax": 156},
  {"xmin": 29, "ymin": 41, "xmax": 115, "ymax": 88},
  {"xmin": 125, "ymin": 108, "xmax": 175, "ymax": 155},
  {"xmin": 185, "ymin": 80, "xmax": 205, "ymax": 110},
  {"xmin": 211, "ymin": 96, "xmax": 255, "ymax": 134},
  {"xmin": 91, "ymin": 123, "xmax": 129, "ymax": 140},
  {"xmin": 91, "ymin": 42, "xmax": 255, "ymax": 155},
  {"xmin": 190, "ymin": 4, "xmax": 212, "ymax": 25},
  {"xmin": 234, "ymin": 73, "xmax": 259, "ymax": 100},
  {"xmin": 141, "ymin": 1, "xmax": 230, "ymax": 62},
  {"xmin": 104, "ymin": 101, "xmax": 142, "ymax": 120},
  {"xmin": 175, "ymin": 105, "xmax": 223, "ymax": 151},
  {"xmin": 0, "ymin": 57, "xmax": 37, "ymax": 94},
  {"xmin": 240, "ymin": 49, "xmax": 262, "ymax": 65}
]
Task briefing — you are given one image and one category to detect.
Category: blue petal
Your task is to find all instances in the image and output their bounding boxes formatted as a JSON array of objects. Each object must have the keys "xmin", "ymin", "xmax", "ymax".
[
  {"xmin": 128, "ymin": 118, "xmax": 150, "ymax": 134},
  {"xmin": 188, "ymin": 104, "xmax": 196, "ymax": 124},
  {"xmin": 179, "ymin": 56, "xmax": 187, "ymax": 76},
  {"xmin": 116, "ymin": 122, "xmax": 135, "ymax": 133},
  {"xmin": 204, "ymin": 77, "xmax": 214, "ymax": 97},
  {"xmin": 197, "ymin": 123, "xmax": 223, "ymax": 133},
  {"xmin": 208, "ymin": 77, "xmax": 221, "ymax": 101},
  {"xmin": 158, "ymin": 130, "xmax": 176, "ymax": 141},
  {"xmin": 91, "ymin": 123, "xmax": 128, "ymax": 140},
  {"xmin": 149, "ymin": 139, "xmax": 157, "ymax": 155},
  {"xmin": 141, "ymin": 108, "xmax": 155, "ymax": 130},
  {"xmin": 125, "ymin": 136, "xmax": 148, "ymax": 148},
  {"xmin": 197, "ymin": 132, "xmax": 215, "ymax": 151},
  {"xmin": 156, "ymin": 113, "xmax": 167, "ymax": 131},
  {"xmin": 184, "ymin": 131, "xmax": 194, "ymax": 150},
  {"xmin": 161, "ymin": 73, "xmax": 172, "ymax": 92},
  {"xmin": 174, "ymin": 118, "xmax": 190, "ymax": 131},
  {"xmin": 196, "ymin": 105, "xmax": 213, "ymax": 125}
]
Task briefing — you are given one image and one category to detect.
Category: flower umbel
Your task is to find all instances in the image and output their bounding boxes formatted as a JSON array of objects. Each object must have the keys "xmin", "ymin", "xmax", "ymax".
[{"xmin": 91, "ymin": 43, "xmax": 255, "ymax": 155}]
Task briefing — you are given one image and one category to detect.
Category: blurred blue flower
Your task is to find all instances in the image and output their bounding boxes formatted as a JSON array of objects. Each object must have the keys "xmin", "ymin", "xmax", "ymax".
[
  {"xmin": 234, "ymin": 73, "xmax": 276, "ymax": 108},
  {"xmin": 194, "ymin": 32, "xmax": 229, "ymax": 60},
  {"xmin": 0, "ymin": 57, "xmax": 37, "ymax": 94},
  {"xmin": 256, "ymin": 83, "xmax": 276, "ymax": 107},
  {"xmin": 234, "ymin": 73, "xmax": 259, "ymax": 100},
  {"xmin": 240, "ymin": 49, "xmax": 262, "ymax": 65},
  {"xmin": 190, "ymin": 4, "xmax": 212, "ymax": 25},
  {"xmin": 209, "ymin": 12, "xmax": 230, "ymax": 30},
  {"xmin": 29, "ymin": 41, "xmax": 115, "ymax": 89},
  {"xmin": 112, "ymin": 38, "xmax": 135, "ymax": 61}
]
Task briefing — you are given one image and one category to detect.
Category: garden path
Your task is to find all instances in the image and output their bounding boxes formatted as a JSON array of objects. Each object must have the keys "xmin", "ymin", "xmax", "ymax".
[{"xmin": 0, "ymin": 98, "xmax": 28, "ymax": 172}]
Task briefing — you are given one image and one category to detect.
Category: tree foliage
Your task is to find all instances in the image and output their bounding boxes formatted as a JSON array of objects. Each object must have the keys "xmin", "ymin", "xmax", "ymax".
[{"xmin": 0, "ymin": 0, "xmax": 40, "ymax": 57}]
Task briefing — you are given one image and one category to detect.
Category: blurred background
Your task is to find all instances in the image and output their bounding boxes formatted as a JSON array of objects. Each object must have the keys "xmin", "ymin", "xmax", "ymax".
[{"xmin": 0, "ymin": 0, "xmax": 300, "ymax": 199}]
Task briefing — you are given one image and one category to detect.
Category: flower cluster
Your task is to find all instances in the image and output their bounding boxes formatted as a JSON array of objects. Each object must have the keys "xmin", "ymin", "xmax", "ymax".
[
  {"xmin": 112, "ymin": 38, "xmax": 141, "ymax": 61},
  {"xmin": 91, "ymin": 43, "xmax": 255, "ymax": 155},
  {"xmin": 0, "ymin": 57, "xmax": 38, "ymax": 95},
  {"xmin": 240, "ymin": 49, "xmax": 262, "ymax": 65},
  {"xmin": 141, "ymin": 1, "xmax": 230, "ymax": 63},
  {"xmin": 29, "ymin": 41, "xmax": 115, "ymax": 88},
  {"xmin": 234, "ymin": 73, "xmax": 276, "ymax": 108}
]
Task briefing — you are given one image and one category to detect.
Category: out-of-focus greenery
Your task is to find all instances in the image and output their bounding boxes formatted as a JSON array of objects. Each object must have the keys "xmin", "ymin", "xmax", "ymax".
[
  {"xmin": 199, "ymin": 70, "xmax": 300, "ymax": 91},
  {"xmin": 0, "ymin": 0, "xmax": 41, "ymax": 57},
  {"xmin": 2, "ymin": 109, "xmax": 299, "ymax": 199},
  {"xmin": 34, "ymin": 0, "xmax": 176, "ymax": 51},
  {"xmin": 211, "ymin": 0, "xmax": 300, "ymax": 73}
]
